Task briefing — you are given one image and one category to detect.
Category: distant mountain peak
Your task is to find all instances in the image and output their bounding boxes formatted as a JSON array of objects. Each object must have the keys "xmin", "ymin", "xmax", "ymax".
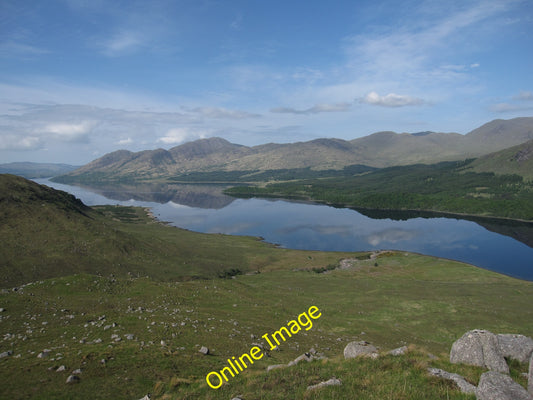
[{"xmin": 411, "ymin": 131, "xmax": 434, "ymax": 136}]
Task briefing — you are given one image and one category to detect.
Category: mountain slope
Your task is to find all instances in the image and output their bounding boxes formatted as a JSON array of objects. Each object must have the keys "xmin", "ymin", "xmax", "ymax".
[
  {"xmin": 54, "ymin": 117, "xmax": 533, "ymax": 183},
  {"xmin": 467, "ymin": 138, "xmax": 533, "ymax": 181}
]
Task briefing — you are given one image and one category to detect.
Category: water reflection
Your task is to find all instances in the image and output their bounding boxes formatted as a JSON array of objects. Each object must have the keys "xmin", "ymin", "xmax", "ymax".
[{"xmin": 35, "ymin": 179, "xmax": 533, "ymax": 280}]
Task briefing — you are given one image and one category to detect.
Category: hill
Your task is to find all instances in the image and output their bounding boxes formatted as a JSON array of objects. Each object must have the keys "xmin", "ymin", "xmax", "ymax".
[
  {"xmin": 0, "ymin": 162, "xmax": 79, "ymax": 178},
  {"xmin": 0, "ymin": 174, "xmax": 348, "ymax": 288},
  {"xmin": 466, "ymin": 139, "xmax": 533, "ymax": 182},
  {"xmin": 54, "ymin": 117, "xmax": 533, "ymax": 184}
]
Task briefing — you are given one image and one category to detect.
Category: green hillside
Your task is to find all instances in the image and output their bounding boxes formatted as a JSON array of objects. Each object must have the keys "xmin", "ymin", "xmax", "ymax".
[
  {"xmin": 467, "ymin": 139, "xmax": 533, "ymax": 182},
  {"xmin": 226, "ymin": 160, "xmax": 533, "ymax": 221}
]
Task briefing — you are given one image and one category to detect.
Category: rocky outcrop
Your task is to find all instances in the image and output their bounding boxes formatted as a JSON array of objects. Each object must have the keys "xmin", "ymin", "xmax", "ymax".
[
  {"xmin": 427, "ymin": 368, "xmax": 476, "ymax": 394},
  {"xmin": 450, "ymin": 330, "xmax": 509, "ymax": 373},
  {"xmin": 476, "ymin": 371, "xmax": 533, "ymax": 400},
  {"xmin": 497, "ymin": 334, "xmax": 533, "ymax": 363},
  {"xmin": 343, "ymin": 341, "xmax": 379, "ymax": 359}
]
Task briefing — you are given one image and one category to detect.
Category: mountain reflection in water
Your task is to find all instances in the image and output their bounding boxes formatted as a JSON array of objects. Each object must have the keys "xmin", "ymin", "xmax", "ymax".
[{"xmin": 35, "ymin": 179, "xmax": 533, "ymax": 281}]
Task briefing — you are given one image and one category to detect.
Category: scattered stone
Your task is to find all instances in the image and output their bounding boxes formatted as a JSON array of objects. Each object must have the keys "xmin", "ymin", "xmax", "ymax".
[
  {"xmin": 288, "ymin": 353, "xmax": 313, "ymax": 366},
  {"xmin": 0, "ymin": 350, "xmax": 12, "ymax": 358},
  {"xmin": 125, "ymin": 334, "xmax": 135, "ymax": 340},
  {"xmin": 307, "ymin": 377, "xmax": 342, "ymax": 391},
  {"xmin": 388, "ymin": 346, "xmax": 408, "ymax": 356},
  {"xmin": 56, "ymin": 365, "xmax": 66, "ymax": 372},
  {"xmin": 476, "ymin": 371, "xmax": 533, "ymax": 400},
  {"xmin": 0, "ymin": 308, "xmax": 5, "ymax": 312},
  {"xmin": 138, "ymin": 395, "xmax": 150, "ymax": 400},
  {"xmin": 93, "ymin": 338, "xmax": 102, "ymax": 344},
  {"xmin": 66, "ymin": 375, "xmax": 80, "ymax": 384},
  {"xmin": 37, "ymin": 349, "xmax": 51, "ymax": 358},
  {"xmin": 450, "ymin": 330, "xmax": 509, "ymax": 373},
  {"xmin": 160, "ymin": 340, "xmax": 166, "ymax": 347},
  {"xmin": 427, "ymin": 368, "xmax": 476, "ymax": 394},
  {"xmin": 497, "ymin": 334, "xmax": 533, "ymax": 363},
  {"xmin": 266, "ymin": 364, "xmax": 285, "ymax": 372},
  {"xmin": 72, "ymin": 368, "xmax": 82, "ymax": 375},
  {"xmin": 199, "ymin": 346, "xmax": 209, "ymax": 355},
  {"xmin": 343, "ymin": 341, "xmax": 378, "ymax": 359},
  {"xmin": 230, "ymin": 397, "xmax": 243, "ymax": 400}
]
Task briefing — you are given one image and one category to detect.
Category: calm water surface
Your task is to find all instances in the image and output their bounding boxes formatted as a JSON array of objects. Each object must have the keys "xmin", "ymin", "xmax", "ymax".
[{"xmin": 35, "ymin": 179, "xmax": 533, "ymax": 281}]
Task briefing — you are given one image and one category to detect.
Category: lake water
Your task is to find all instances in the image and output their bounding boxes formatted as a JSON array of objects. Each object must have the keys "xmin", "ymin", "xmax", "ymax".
[{"xmin": 35, "ymin": 179, "xmax": 533, "ymax": 281}]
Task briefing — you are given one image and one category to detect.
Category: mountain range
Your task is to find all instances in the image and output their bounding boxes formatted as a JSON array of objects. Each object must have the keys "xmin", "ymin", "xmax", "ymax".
[{"xmin": 55, "ymin": 117, "xmax": 533, "ymax": 183}]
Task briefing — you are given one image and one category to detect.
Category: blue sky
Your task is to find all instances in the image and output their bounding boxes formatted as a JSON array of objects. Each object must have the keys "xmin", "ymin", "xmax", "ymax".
[{"xmin": 1, "ymin": 0, "xmax": 532, "ymax": 164}]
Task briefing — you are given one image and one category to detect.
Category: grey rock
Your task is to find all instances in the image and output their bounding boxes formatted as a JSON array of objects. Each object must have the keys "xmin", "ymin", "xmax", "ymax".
[
  {"xmin": 199, "ymin": 346, "xmax": 209, "ymax": 355},
  {"xmin": 307, "ymin": 377, "xmax": 342, "ymax": 391},
  {"xmin": 66, "ymin": 374, "xmax": 80, "ymax": 384},
  {"xmin": 450, "ymin": 330, "xmax": 509, "ymax": 373},
  {"xmin": 527, "ymin": 354, "xmax": 533, "ymax": 396},
  {"xmin": 266, "ymin": 364, "xmax": 285, "ymax": 372},
  {"xmin": 497, "ymin": 334, "xmax": 533, "ymax": 363},
  {"xmin": 288, "ymin": 353, "xmax": 313, "ymax": 366},
  {"xmin": 72, "ymin": 368, "xmax": 82, "ymax": 374},
  {"xmin": 37, "ymin": 349, "xmax": 51, "ymax": 358},
  {"xmin": 476, "ymin": 371, "xmax": 533, "ymax": 400},
  {"xmin": 138, "ymin": 396, "xmax": 150, "ymax": 400},
  {"xmin": 0, "ymin": 308, "xmax": 5, "ymax": 312},
  {"xmin": 125, "ymin": 333, "xmax": 135, "ymax": 340},
  {"xmin": 56, "ymin": 365, "xmax": 66, "ymax": 372},
  {"xmin": 427, "ymin": 368, "xmax": 476, "ymax": 394},
  {"xmin": 231, "ymin": 397, "xmax": 243, "ymax": 400},
  {"xmin": 0, "ymin": 350, "xmax": 13, "ymax": 358},
  {"xmin": 343, "ymin": 341, "xmax": 378, "ymax": 359},
  {"xmin": 388, "ymin": 346, "xmax": 408, "ymax": 356}
]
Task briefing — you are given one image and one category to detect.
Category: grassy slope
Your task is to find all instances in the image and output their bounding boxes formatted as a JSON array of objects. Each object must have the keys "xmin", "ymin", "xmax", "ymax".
[
  {"xmin": 467, "ymin": 139, "xmax": 533, "ymax": 182},
  {"xmin": 1, "ymin": 175, "xmax": 532, "ymax": 399},
  {"xmin": 1, "ymin": 254, "xmax": 531, "ymax": 399}
]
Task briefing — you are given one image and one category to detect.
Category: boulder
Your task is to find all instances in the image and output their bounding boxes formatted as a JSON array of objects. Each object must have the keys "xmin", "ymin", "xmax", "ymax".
[
  {"xmin": 427, "ymin": 368, "xmax": 476, "ymax": 394},
  {"xmin": 343, "ymin": 341, "xmax": 378, "ymax": 359},
  {"xmin": 199, "ymin": 346, "xmax": 209, "ymax": 355},
  {"xmin": 307, "ymin": 377, "xmax": 342, "ymax": 391},
  {"xmin": 497, "ymin": 334, "xmax": 533, "ymax": 363},
  {"xmin": 450, "ymin": 330, "xmax": 509, "ymax": 373},
  {"xmin": 476, "ymin": 371, "xmax": 533, "ymax": 400}
]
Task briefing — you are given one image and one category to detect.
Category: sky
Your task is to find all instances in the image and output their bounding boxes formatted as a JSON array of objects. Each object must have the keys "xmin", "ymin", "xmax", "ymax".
[{"xmin": 1, "ymin": 0, "xmax": 532, "ymax": 164}]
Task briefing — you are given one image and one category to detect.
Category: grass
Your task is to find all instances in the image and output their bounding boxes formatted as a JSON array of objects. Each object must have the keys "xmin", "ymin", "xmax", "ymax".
[
  {"xmin": 1, "ymin": 252, "xmax": 532, "ymax": 399},
  {"xmin": 1, "ymin": 174, "xmax": 532, "ymax": 398}
]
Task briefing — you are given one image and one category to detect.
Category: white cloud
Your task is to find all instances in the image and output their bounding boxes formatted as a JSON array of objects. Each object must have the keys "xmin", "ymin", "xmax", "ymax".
[
  {"xmin": 157, "ymin": 128, "xmax": 208, "ymax": 145},
  {"xmin": 270, "ymin": 103, "xmax": 352, "ymax": 115},
  {"xmin": 360, "ymin": 92, "xmax": 425, "ymax": 108},
  {"xmin": 0, "ymin": 133, "xmax": 42, "ymax": 150},
  {"xmin": 116, "ymin": 137, "xmax": 133, "ymax": 145},
  {"xmin": 43, "ymin": 121, "xmax": 94, "ymax": 141}
]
